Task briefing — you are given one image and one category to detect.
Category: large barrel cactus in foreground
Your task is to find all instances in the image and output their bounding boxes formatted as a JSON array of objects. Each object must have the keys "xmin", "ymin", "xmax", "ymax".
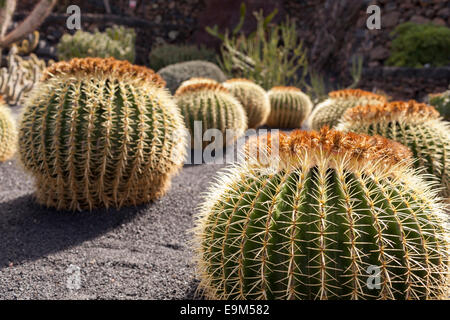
[
  {"xmin": 337, "ymin": 100, "xmax": 450, "ymax": 198},
  {"xmin": 175, "ymin": 82, "xmax": 247, "ymax": 149},
  {"xmin": 223, "ymin": 79, "xmax": 270, "ymax": 129},
  {"xmin": 0, "ymin": 99, "xmax": 17, "ymax": 162},
  {"xmin": 308, "ymin": 89, "xmax": 386, "ymax": 131},
  {"xmin": 194, "ymin": 128, "xmax": 449, "ymax": 300},
  {"xmin": 19, "ymin": 57, "xmax": 186, "ymax": 211},
  {"xmin": 266, "ymin": 86, "xmax": 312, "ymax": 128}
]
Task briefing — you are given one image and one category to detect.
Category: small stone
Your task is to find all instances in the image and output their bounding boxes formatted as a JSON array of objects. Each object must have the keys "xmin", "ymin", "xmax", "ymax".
[
  {"xmin": 168, "ymin": 30, "xmax": 179, "ymax": 40},
  {"xmin": 370, "ymin": 46, "xmax": 390, "ymax": 60},
  {"xmin": 432, "ymin": 17, "xmax": 446, "ymax": 26},
  {"xmin": 383, "ymin": 11, "xmax": 401, "ymax": 28},
  {"xmin": 437, "ymin": 7, "xmax": 449, "ymax": 18},
  {"xmin": 410, "ymin": 15, "xmax": 430, "ymax": 24}
]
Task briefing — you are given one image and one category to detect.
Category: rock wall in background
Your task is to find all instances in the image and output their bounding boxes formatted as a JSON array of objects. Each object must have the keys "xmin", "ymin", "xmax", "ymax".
[{"xmin": 15, "ymin": 0, "xmax": 450, "ymax": 100}]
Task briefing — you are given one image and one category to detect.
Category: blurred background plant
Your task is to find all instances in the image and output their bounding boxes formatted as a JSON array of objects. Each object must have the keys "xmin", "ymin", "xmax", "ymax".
[
  {"xmin": 207, "ymin": 3, "xmax": 308, "ymax": 91},
  {"xmin": 57, "ymin": 25, "xmax": 136, "ymax": 62},
  {"xmin": 428, "ymin": 89, "xmax": 450, "ymax": 121},
  {"xmin": 148, "ymin": 44, "xmax": 217, "ymax": 71},
  {"xmin": 0, "ymin": 45, "xmax": 52, "ymax": 105},
  {"xmin": 206, "ymin": 3, "xmax": 363, "ymax": 104},
  {"xmin": 0, "ymin": 0, "xmax": 56, "ymax": 60},
  {"xmin": 386, "ymin": 22, "xmax": 450, "ymax": 68}
]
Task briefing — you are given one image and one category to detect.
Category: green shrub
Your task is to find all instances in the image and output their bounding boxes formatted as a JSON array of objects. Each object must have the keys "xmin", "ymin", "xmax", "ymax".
[
  {"xmin": 429, "ymin": 90, "xmax": 450, "ymax": 121},
  {"xmin": 386, "ymin": 22, "xmax": 450, "ymax": 68},
  {"xmin": 148, "ymin": 44, "xmax": 217, "ymax": 71},
  {"xmin": 57, "ymin": 25, "xmax": 136, "ymax": 63}
]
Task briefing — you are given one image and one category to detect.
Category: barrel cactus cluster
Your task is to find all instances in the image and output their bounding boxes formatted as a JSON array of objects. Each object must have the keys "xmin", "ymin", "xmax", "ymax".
[
  {"xmin": 337, "ymin": 100, "xmax": 450, "ymax": 198},
  {"xmin": 194, "ymin": 127, "xmax": 449, "ymax": 300},
  {"xmin": 308, "ymin": 89, "xmax": 387, "ymax": 131},
  {"xmin": 223, "ymin": 79, "xmax": 270, "ymax": 129},
  {"xmin": 266, "ymin": 86, "xmax": 312, "ymax": 128},
  {"xmin": 175, "ymin": 80, "xmax": 247, "ymax": 149},
  {"xmin": 0, "ymin": 98, "xmax": 17, "ymax": 162},
  {"xmin": 18, "ymin": 57, "xmax": 186, "ymax": 211}
]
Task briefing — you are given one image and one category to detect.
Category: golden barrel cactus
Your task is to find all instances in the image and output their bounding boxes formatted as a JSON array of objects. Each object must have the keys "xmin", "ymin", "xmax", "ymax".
[
  {"xmin": 175, "ymin": 82, "xmax": 247, "ymax": 149},
  {"xmin": 337, "ymin": 100, "xmax": 450, "ymax": 198},
  {"xmin": 223, "ymin": 78, "xmax": 270, "ymax": 129},
  {"xmin": 18, "ymin": 57, "xmax": 186, "ymax": 211},
  {"xmin": 308, "ymin": 89, "xmax": 386, "ymax": 131},
  {"xmin": 194, "ymin": 127, "xmax": 449, "ymax": 300},
  {"xmin": 266, "ymin": 86, "xmax": 312, "ymax": 128}
]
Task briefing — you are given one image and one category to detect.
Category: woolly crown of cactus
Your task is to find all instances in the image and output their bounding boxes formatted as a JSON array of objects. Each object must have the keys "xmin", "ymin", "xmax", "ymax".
[
  {"xmin": 0, "ymin": 96, "xmax": 17, "ymax": 162},
  {"xmin": 19, "ymin": 57, "xmax": 186, "ymax": 211},
  {"xmin": 176, "ymin": 77, "xmax": 219, "ymax": 93},
  {"xmin": 308, "ymin": 89, "xmax": 387, "ymax": 131},
  {"xmin": 175, "ymin": 82, "xmax": 247, "ymax": 149},
  {"xmin": 194, "ymin": 127, "xmax": 449, "ymax": 300},
  {"xmin": 266, "ymin": 86, "xmax": 312, "ymax": 129},
  {"xmin": 337, "ymin": 100, "xmax": 450, "ymax": 198},
  {"xmin": 223, "ymin": 78, "xmax": 270, "ymax": 129}
]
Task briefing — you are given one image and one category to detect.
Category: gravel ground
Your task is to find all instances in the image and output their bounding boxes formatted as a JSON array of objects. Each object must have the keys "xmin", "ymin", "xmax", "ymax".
[{"xmin": 0, "ymin": 156, "xmax": 225, "ymax": 299}]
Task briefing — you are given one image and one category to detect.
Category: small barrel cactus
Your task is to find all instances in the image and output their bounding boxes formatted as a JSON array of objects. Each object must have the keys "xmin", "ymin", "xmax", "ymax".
[
  {"xmin": 223, "ymin": 79, "xmax": 270, "ymax": 129},
  {"xmin": 308, "ymin": 89, "xmax": 386, "ymax": 131},
  {"xmin": 175, "ymin": 82, "xmax": 247, "ymax": 149},
  {"xmin": 337, "ymin": 100, "xmax": 450, "ymax": 198},
  {"xmin": 194, "ymin": 127, "xmax": 449, "ymax": 300},
  {"xmin": 18, "ymin": 57, "xmax": 186, "ymax": 211},
  {"xmin": 0, "ymin": 99, "xmax": 17, "ymax": 162},
  {"xmin": 266, "ymin": 86, "xmax": 312, "ymax": 129}
]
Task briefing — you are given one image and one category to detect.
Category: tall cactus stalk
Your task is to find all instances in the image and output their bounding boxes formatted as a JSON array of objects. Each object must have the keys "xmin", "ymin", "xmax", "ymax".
[
  {"xmin": 18, "ymin": 57, "xmax": 186, "ymax": 211},
  {"xmin": 337, "ymin": 100, "xmax": 450, "ymax": 199},
  {"xmin": 194, "ymin": 127, "xmax": 449, "ymax": 300}
]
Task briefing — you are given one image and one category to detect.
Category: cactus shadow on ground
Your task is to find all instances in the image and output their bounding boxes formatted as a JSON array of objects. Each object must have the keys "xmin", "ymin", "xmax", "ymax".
[{"xmin": 0, "ymin": 194, "xmax": 143, "ymax": 269}]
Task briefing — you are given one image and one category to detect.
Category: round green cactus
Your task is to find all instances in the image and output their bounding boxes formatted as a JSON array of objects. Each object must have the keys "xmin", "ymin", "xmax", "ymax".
[
  {"xmin": 223, "ymin": 79, "xmax": 270, "ymax": 129},
  {"xmin": 308, "ymin": 89, "xmax": 386, "ymax": 131},
  {"xmin": 337, "ymin": 100, "xmax": 450, "ymax": 199},
  {"xmin": 0, "ymin": 100, "xmax": 17, "ymax": 162},
  {"xmin": 266, "ymin": 86, "xmax": 312, "ymax": 129},
  {"xmin": 18, "ymin": 57, "xmax": 186, "ymax": 211},
  {"xmin": 175, "ymin": 82, "xmax": 247, "ymax": 149},
  {"xmin": 194, "ymin": 128, "xmax": 449, "ymax": 300}
]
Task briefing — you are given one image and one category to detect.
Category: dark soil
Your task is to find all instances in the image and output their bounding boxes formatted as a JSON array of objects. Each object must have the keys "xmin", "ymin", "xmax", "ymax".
[{"xmin": 0, "ymin": 157, "xmax": 224, "ymax": 299}]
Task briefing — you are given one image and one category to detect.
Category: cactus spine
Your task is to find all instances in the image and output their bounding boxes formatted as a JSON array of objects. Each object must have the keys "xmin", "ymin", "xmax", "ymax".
[
  {"xmin": 337, "ymin": 100, "xmax": 450, "ymax": 198},
  {"xmin": 194, "ymin": 128, "xmax": 449, "ymax": 300},
  {"xmin": 0, "ymin": 99, "xmax": 17, "ymax": 161},
  {"xmin": 18, "ymin": 57, "xmax": 186, "ymax": 211},
  {"xmin": 223, "ymin": 78, "xmax": 270, "ymax": 129},
  {"xmin": 175, "ymin": 82, "xmax": 247, "ymax": 149},
  {"xmin": 308, "ymin": 89, "xmax": 386, "ymax": 131},
  {"xmin": 266, "ymin": 86, "xmax": 312, "ymax": 128}
]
